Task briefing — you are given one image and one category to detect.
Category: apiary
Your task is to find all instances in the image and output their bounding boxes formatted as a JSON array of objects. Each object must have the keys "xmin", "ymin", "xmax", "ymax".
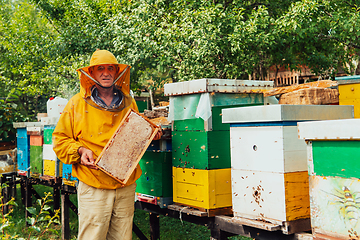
[
  {"xmin": 336, "ymin": 75, "xmax": 360, "ymax": 118},
  {"xmin": 95, "ymin": 109, "xmax": 159, "ymax": 184},
  {"xmin": 298, "ymin": 118, "xmax": 360, "ymax": 239},
  {"xmin": 13, "ymin": 122, "xmax": 42, "ymax": 177},
  {"xmin": 172, "ymin": 167, "xmax": 232, "ymax": 215},
  {"xmin": 222, "ymin": 105, "xmax": 354, "ymax": 230}
]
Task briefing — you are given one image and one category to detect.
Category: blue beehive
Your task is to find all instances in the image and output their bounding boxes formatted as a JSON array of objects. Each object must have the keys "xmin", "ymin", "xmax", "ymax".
[{"xmin": 62, "ymin": 163, "xmax": 78, "ymax": 186}]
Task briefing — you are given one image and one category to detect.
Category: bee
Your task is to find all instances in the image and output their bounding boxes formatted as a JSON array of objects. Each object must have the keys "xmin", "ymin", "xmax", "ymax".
[{"xmin": 324, "ymin": 186, "xmax": 360, "ymax": 229}]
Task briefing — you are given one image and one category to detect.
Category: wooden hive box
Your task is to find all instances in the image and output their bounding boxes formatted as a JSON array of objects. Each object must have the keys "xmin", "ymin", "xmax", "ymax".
[
  {"xmin": 136, "ymin": 151, "xmax": 172, "ymax": 198},
  {"xmin": 43, "ymin": 125, "xmax": 55, "ymax": 145},
  {"xmin": 222, "ymin": 105, "xmax": 354, "ymax": 229},
  {"xmin": 15, "ymin": 127, "xmax": 30, "ymax": 176},
  {"xmin": 298, "ymin": 119, "xmax": 360, "ymax": 239},
  {"xmin": 42, "ymin": 144, "xmax": 62, "ymax": 178},
  {"xmin": 336, "ymin": 75, "xmax": 360, "ymax": 118},
  {"xmin": 172, "ymin": 166, "xmax": 232, "ymax": 215},
  {"xmin": 172, "ymin": 130, "xmax": 230, "ymax": 169},
  {"xmin": 95, "ymin": 109, "xmax": 159, "ymax": 184}
]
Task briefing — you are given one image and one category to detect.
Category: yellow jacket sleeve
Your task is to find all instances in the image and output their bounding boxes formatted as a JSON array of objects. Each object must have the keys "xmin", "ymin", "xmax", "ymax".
[{"xmin": 53, "ymin": 96, "xmax": 83, "ymax": 165}]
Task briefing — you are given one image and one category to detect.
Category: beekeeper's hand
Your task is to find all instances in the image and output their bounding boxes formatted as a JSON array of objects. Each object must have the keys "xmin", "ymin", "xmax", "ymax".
[{"xmin": 78, "ymin": 147, "xmax": 98, "ymax": 169}]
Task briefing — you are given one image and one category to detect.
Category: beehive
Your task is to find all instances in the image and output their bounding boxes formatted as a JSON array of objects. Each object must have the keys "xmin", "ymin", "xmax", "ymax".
[
  {"xmin": 27, "ymin": 126, "xmax": 43, "ymax": 177},
  {"xmin": 136, "ymin": 125, "xmax": 173, "ymax": 207},
  {"xmin": 42, "ymin": 144, "xmax": 62, "ymax": 178},
  {"xmin": 298, "ymin": 118, "xmax": 360, "ymax": 239},
  {"xmin": 42, "ymin": 125, "xmax": 62, "ymax": 178},
  {"xmin": 336, "ymin": 75, "xmax": 360, "ymax": 118},
  {"xmin": 95, "ymin": 109, "xmax": 159, "ymax": 184},
  {"xmin": 223, "ymin": 105, "xmax": 353, "ymax": 225}
]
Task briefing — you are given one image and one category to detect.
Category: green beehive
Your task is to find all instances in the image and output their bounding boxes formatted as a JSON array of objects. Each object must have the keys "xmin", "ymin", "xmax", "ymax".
[
  {"xmin": 43, "ymin": 126, "xmax": 55, "ymax": 144},
  {"xmin": 136, "ymin": 151, "xmax": 172, "ymax": 197},
  {"xmin": 172, "ymin": 131, "xmax": 230, "ymax": 169},
  {"xmin": 30, "ymin": 145, "xmax": 43, "ymax": 177}
]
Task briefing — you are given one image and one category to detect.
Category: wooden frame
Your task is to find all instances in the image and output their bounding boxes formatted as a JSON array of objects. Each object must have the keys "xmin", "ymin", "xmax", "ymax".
[{"xmin": 95, "ymin": 109, "xmax": 159, "ymax": 184}]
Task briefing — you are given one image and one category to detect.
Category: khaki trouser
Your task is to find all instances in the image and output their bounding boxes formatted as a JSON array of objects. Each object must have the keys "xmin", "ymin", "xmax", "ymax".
[{"xmin": 77, "ymin": 181, "xmax": 136, "ymax": 240}]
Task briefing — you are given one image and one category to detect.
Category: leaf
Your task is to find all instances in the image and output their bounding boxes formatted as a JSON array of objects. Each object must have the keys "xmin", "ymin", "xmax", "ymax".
[
  {"xmin": 27, "ymin": 207, "xmax": 38, "ymax": 215},
  {"xmin": 30, "ymin": 225, "xmax": 41, "ymax": 232},
  {"xmin": 43, "ymin": 205, "xmax": 51, "ymax": 211}
]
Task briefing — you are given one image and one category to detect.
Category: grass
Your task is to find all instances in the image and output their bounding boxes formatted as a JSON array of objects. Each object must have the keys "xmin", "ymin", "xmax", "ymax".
[{"xmin": 4, "ymin": 184, "xmax": 250, "ymax": 240}]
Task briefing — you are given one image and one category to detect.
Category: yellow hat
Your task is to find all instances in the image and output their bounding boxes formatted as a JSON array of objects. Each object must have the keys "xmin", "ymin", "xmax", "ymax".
[{"xmin": 77, "ymin": 50, "xmax": 132, "ymax": 96}]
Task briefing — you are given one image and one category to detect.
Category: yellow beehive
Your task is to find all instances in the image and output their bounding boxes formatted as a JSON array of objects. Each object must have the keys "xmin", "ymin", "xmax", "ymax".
[
  {"xmin": 43, "ymin": 159, "xmax": 62, "ymax": 177},
  {"xmin": 172, "ymin": 167, "xmax": 232, "ymax": 210},
  {"xmin": 337, "ymin": 75, "xmax": 360, "ymax": 118}
]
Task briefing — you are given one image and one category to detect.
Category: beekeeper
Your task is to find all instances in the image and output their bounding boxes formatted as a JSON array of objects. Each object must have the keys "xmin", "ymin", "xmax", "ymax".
[{"xmin": 53, "ymin": 49, "xmax": 161, "ymax": 240}]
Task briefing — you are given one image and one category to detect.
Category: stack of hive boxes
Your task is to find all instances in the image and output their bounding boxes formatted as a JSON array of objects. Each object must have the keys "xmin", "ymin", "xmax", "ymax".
[
  {"xmin": 13, "ymin": 122, "xmax": 42, "ymax": 177},
  {"xmin": 165, "ymin": 79, "xmax": 274, "ymax": 214},
  {"xmin": 28, "ymin": 125, "xmax": 43, "ymax": 177},
  {"xmin": 136, "ymin": 126, "xmax": 173, "ymax": 208},
  {"xmin": 222, "ymin": 105, "xmax": 354, "ymax": 234},
  {"xmin": 42, "ymin": 125, "xmax": 62, "ymax": 178},
  {"xmin": 298, "ymin": 118, "xmax": 360, "ymax": 239}
]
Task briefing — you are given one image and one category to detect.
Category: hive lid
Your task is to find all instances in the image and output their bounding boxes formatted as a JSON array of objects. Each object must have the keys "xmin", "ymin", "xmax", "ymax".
[
  {"xmin": 298, "ymin": 118, "xmax": 360, "ymax": 140},
  {"xmin": 222, "ymin": 105, "xmax": 354, "ymax": 123},
  {"xmin": 13, "ymin": 122, "xmax": 42, "ymax": 129},
  {"xmin": 335, "ymin": 75, "xmax": 360, "ymax": 85},
  {"xmin": 164, "ymin": 79, "xmax": 273, "ymax": 96}
]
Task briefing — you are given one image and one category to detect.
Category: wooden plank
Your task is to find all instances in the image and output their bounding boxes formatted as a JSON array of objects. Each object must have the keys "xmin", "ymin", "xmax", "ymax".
[
  {"xmin": 95, "ymin": 109, "xmax": 159, "ymax": 184},
  {"xmin": 168, "ymin": 204, "xmax": 232, "ymax": 217},
  {"xmin": 284, "ymin": 171, "xmax": 310, "ymax": 222},
  {"xmin": 217, "ymin": 216, "xmax": 281, "ymax": 232},
  {"xmin": 167, "ymin": 204, "xmax": 208, "ymax": 217},
  {"xmin": 278, "ymin": 88, "xmax": 338, "ymax": 105}
]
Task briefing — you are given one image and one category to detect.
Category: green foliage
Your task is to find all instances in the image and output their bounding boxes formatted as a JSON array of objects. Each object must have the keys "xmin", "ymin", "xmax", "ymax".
[
  {"xmin": 0, "ymin": 100, "xmax": 27, "ymax": 142},
  {"xmin": 0, "ymin": 0, "xmax": 359, "ymax": 122},
  {"xmin": 0, "ymin": 185, "xmax": 60, "ymax": 240},
  {"xmin": 25, "ymin": 192, "xmax": 60, "ymax": 239}
]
